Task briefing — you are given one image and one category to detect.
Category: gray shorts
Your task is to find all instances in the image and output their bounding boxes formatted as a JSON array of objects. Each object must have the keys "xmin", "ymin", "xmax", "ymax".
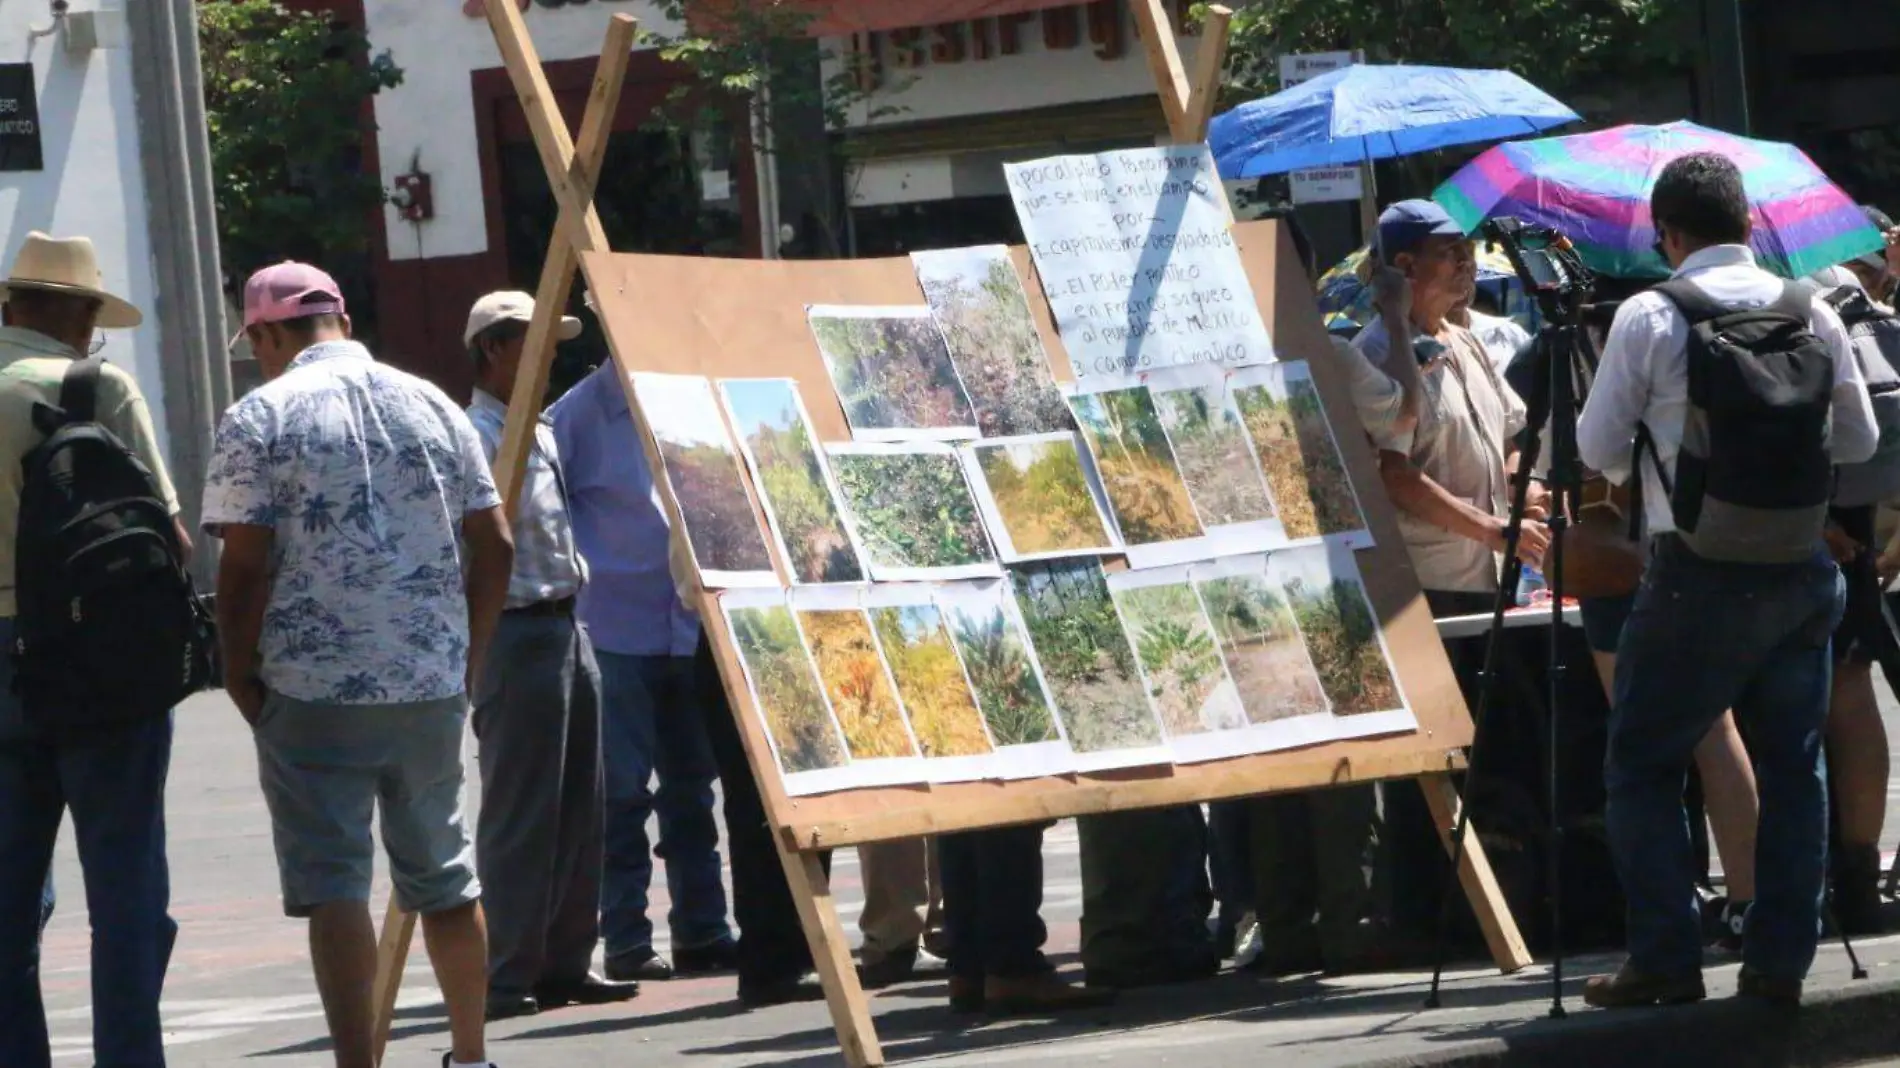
[{"xmin": 253, "ymin": 691, "xmax": 480, "ymax": 918}]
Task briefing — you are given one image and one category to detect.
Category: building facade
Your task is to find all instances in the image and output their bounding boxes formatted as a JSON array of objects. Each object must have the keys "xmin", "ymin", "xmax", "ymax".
[{"xmin": 1, "ymin": 0, "xmax": 229, "ymax": 550}]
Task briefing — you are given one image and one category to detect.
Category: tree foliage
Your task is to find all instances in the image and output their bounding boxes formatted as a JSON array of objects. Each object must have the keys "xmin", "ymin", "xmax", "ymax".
[
  {"xmin": 1210, "ymin": 0, "xmax": 1687, "ymax": 102},
  {"xmin": 199, "ymin": 0, "xmax": 403, "ymax": 283},
  {"xmin": 638, "ymin": 0, "xmax": 910, "ymax": 256}
]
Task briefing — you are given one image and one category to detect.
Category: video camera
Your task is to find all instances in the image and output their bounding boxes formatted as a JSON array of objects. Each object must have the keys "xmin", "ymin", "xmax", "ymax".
[{"xmin": 1480, "ymin": 217, "xmax": 1595, "ymax": 325}]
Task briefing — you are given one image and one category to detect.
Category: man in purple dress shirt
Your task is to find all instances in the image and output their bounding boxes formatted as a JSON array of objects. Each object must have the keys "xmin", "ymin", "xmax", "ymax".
[{"xmin": 551, "ymin": 359, "xmax": 824, "ymax": 1005}]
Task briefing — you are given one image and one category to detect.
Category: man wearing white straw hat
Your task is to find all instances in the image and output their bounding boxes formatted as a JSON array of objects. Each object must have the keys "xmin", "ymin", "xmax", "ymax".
[
  {"xmin": 0, "ymin": 232, "xmax": 184, "ymax": 1068},
  {"xmin": 461, "ymin": 291, "xmax": 638, "ymax": 1020}
]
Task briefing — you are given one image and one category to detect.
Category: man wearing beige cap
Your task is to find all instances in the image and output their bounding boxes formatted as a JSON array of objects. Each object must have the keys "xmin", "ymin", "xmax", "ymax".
[
  {"xmin": 463, "ymin": 291, "xmax": 636, "ymax": 1019},
  {"xmin": 0, "ymin": 232, "xmax": 185, "ymax": 1068}
]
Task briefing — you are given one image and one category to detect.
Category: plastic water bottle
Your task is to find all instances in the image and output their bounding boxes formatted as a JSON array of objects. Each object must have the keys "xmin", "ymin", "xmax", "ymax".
[{"xmin": 1515, "ymin": 565, "xmax": 1548, "ymax": 608}]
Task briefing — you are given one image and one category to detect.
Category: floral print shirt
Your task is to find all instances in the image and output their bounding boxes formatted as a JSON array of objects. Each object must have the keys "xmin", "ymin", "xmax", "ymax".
[{"xmin": 202, "ymin": 341, "xmax": 501, "ymax": 704}]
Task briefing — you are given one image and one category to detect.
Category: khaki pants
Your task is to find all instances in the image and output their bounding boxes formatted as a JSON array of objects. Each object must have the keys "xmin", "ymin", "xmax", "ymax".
[{"xmin": 857, "ymin": 838, "xmax": 943, "ymax": 964}]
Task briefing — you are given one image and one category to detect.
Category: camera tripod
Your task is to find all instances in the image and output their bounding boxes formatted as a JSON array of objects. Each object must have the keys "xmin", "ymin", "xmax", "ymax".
[{"xmin": 1423, "ymin": 219, "xmax": 1592, "ymax": 1019}]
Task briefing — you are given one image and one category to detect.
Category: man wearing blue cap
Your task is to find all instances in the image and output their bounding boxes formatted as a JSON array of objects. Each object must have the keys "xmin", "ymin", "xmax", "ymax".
[{"xmin": 1354, "ymin": 199, "xmax": 1547, "ymax": 612}]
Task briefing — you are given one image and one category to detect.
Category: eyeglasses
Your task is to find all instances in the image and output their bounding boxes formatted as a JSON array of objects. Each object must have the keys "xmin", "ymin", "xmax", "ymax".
[{"xmin": 88, "ymin": 335, "xmax": 106, "ymax": 355}]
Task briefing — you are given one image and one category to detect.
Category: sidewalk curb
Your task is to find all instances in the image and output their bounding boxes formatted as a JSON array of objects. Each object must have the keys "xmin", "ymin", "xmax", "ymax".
[{"xmin": 1360, "ymin": 977, "xmax": 1900, "ymax": 1068}]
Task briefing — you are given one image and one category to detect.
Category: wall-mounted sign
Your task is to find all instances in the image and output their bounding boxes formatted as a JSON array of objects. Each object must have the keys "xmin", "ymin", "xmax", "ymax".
[
  {"xmin": 0, "ymin": 64, "xmax": 43, "ymax": 173},
  {"xmin": 1279, "ymin": 51, "xmax": 1364, "ymax": 204},
  {"xmin": 846, "ymin": 0, "xmax": 1198, "ymax": 91}
]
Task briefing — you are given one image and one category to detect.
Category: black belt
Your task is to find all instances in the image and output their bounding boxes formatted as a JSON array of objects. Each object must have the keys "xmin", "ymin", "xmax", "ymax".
[{"xmin": 506, "ymin": 596, "xmax": 576, "ymax": 618}]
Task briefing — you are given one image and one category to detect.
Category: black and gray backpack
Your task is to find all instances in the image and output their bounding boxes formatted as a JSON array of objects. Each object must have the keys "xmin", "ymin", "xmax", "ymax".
[
  {"xmin": 1820, "ymin": 284, "xmax": 1900, "ymax": 507},
  {"xmin": 1637, "ymin": 279, "xmax": 1835, "ymax": 563},
  {"xmin": 13, "ymin": 358, "xmax": 214, "ymax": 738}
]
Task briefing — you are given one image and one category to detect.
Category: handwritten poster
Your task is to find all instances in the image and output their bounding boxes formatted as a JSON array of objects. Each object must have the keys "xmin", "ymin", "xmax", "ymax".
[{"xmin": 1005, "ymin": 145, "xmax": 1273, "ymax": 382}]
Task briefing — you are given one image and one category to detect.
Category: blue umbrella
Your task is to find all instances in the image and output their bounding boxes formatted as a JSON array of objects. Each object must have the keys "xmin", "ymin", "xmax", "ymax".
[{"xmin": 1209, "ymin": 64, "xmax": 1580, "ymax": 179}]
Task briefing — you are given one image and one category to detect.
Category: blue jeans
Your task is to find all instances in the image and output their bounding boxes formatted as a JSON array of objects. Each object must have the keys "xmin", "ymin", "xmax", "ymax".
[
  {"xmin": 595, "ymin": 650, "xmax": 732, "ymax": 961},
  {"xmin": 1606, "ymin": 538, "xmax": 1842, "ymax": 982},
  {"xmin": 0, "ymin": 619, "xmax": 176, "ymax": 1068}
]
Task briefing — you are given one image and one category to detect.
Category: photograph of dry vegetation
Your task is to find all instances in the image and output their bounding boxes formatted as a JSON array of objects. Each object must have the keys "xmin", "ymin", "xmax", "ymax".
[
  {"xmin": 726, "ymin": 605, "xmax": 848, "ymax": 774},
  {"xmin": 1009, "ymin": 561, "xmax": 1163, "ymax": 753},
  {"xmin": 829, "ymin": 449, "xmax": 996, "ymax": 575},
  {"xmin": 809, "ymin": 308, "xmax": 978, "ymax": 438},
  {"xmin": 635, "ymin": 375, "xmax": 776, "ymax": 578},
  {"xmin": 1269, "ymin": 548, "xmax": 1403, "ymax": 717},
  {"xmin": 720, "ymin": 379, "xmax": 865, "ymax": 584},
  {"xmin": 1233, "ymin": 366, "xmax": 1364, "ymax": 540},
  {"xmin": 942, "ymin": 594, "xmax": 1061, "ymax": 747},
  {"xmin": 870, "ymin": 604, "xmax": 994, "ymax": 757},
  {"xmin": 798, "ymin": 608, "xmax": 918, "ymax": 761},
  {"xmin": 1110, "ymin": 581, "xmax": 1247, "ymax": 736},
  {"xmin": 913, "ymin": 247, "xmax": 1074, "ymax": 437},
  {"xmin": 1067, "ymin": 386, "xmax": 1205, "ymax": 545},
  {"xmin": 1195, "ymin": 569, "xmax": 1331, "ymax": 723},
  {"xmin": 1152, "ymin": 384, "xmax": 1278, "ymax": 528},
  {"xmin": 970, "ymin": 436, "xmax": 1113, "ymax": 558}
]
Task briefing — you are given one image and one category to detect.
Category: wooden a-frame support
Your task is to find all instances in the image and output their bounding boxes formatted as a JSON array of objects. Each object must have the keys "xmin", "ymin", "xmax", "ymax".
[{"xmin": 366, "ymin": 3, "xmax": 1530, "ymax": 1064}]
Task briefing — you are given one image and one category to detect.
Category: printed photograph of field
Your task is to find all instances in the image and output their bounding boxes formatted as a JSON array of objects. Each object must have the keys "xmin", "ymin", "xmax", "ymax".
[
  {"xmin": 1233, "ymin": 365, "xmax": 1364, "ymax": 540},
  {"xmin": 968, "ymin": 435, "xmax": 1114, "ymax": 559},
  {"xmin": 725, "ymin": 605, "xmax": 849, "ymax": 774},
  {"xmin": 809, "ymin": 307, "xmax": 978, "ymax": 440},
  {"xmin": 1194, "ymin": 568, "xmax": 1331, "ymax": 724},
  {"xmin": 829, "ymin": 447, "xmax": 996, "ymax": 577},
  {"xmin": 633, "ymin": 373, "xmax": 776, "ymax": 579},
  {"xmin": 913, "ymin": 246, "xmax": 1073, "ymax": 437},
  {"xmin": 1009, "ymin": 560, "xmax": 1163, "ymax": 753},
  {"xmin": 1268, "ymin": 548, "xmax": 1403, "ymax": 716},
  {"xmin": 1152, "ymin": 383, "xmax": 1278, "ymax": 528},
  {"xmin": 798, "ymin": 608, "xmax": 918, "ymax": 760},
  {"xmin": 719, "ymin": 378, "xmax": 865, "ymax": 584},
  {"xmin": 870, "ymin": 604, "xmax": 994, "ymax": 757},
  {"xmin": 1067, "ymin": 386, "xmax": 1205, "ymax": 545},
  {"xmin": 941, "ymin": 592, "xmax": 1060, "ymax": 747},
  {"xmin": 1109, "ymin": 579, "xmax": 1246, "ymax": 736}
]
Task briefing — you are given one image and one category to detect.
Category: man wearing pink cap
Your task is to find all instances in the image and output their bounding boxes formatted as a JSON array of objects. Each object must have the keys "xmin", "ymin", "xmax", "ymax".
[{"xmin": 203, "ymin": 262, "xmax": 516, "ymax": 1068}]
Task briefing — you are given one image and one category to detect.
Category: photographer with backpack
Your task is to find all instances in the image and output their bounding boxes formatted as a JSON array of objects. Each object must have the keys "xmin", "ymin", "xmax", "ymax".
[
  {"xmin": 0, "ymin": 234, "xmax": 201, "ymax": 1068},
  {"xmin": 1577, "ymin": 154, "xmax": 1879, "ymax": 1010}
]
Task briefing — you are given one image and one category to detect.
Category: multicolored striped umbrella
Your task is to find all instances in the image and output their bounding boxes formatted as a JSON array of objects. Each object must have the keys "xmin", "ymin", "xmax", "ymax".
[{"xmin": 1435, "ymin": 121, "xmax": 1882, "ymax": 280}]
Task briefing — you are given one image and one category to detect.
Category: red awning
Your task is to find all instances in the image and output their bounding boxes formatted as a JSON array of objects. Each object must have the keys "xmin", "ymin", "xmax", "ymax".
[{"xmin": 692, "ymin": 1, "xmax": 1081, "ymax": 39}]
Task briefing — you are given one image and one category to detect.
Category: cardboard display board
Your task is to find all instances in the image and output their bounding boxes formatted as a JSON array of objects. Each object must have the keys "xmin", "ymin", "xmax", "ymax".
[
  {"xmin": 389, "ymin": 5, "xmax": 1530, "ymax": 1067},
  {"xmin": 582, "ymin": 225, "xmax": 1476, "ymax": 853}
]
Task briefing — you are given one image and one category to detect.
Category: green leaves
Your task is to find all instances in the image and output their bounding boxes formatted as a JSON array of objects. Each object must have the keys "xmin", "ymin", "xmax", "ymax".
[
  {"xmin": 198, "ymin": 0, "xmax": 403, "ymax": 283},
  {"xmin": 1210, "ymin": 0, "xmax": 1685, "ymax": 109}
]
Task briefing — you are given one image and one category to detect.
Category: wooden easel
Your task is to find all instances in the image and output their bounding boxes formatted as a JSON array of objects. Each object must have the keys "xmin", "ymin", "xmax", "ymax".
[
  {"xmin": 364, "ymin": 8, "xmax": 637, "ymax": 1063},
  {"xmin": 368, "ymin": 4, "xmax": 1531, "ymax": 1066}
]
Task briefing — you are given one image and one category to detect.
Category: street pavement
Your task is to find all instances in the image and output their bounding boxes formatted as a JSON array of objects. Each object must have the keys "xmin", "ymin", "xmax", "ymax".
[{"xmin": 34, "ymin": 675, "xmax": 1900, "ymax": 1067}]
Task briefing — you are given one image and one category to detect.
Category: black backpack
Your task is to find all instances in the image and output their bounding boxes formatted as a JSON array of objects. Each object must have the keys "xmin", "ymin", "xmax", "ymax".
[
  {"xmin": 1638, "ymin": 279, "xmax": 1835, "ymax": 564},
  {"xmin": 12, "ymin": 358, "xmax": 214, "ymax": 738},
  {"xmin": 1821, "ymin": 284, "xmax": 1900, "ymax": 507}
]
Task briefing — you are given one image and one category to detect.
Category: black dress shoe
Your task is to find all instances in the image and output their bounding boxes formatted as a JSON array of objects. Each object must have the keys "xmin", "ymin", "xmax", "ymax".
[
  {"xmin": 535, "ymin": 972, "xmax": 640, "ymax": 1007},
  {"xmin": 1582, "ymin": 960, "xmax": 1706, "ymax": 1009},
  {"xmin": 738, "ymin": 970, "xmax": 827, "ymax": 1008},
  {"xmin": 673, "ymin": 939, "xmax": 740, "ymax": 977},
  {"xmin": 1737, "ymin": 967, "xmax": 1803, "ymax": 1006},
  {"xmin": 605, "ymin": 950, "xmax": 674, "ymax": 982},
  {"xmin": 485, "ymin": 990, "xmax": 539, "ymax": 1021}
]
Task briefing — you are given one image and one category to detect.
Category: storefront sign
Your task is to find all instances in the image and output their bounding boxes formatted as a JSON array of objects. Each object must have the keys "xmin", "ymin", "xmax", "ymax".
[
  {"xmin": 848, "ymin": 0, "xmax": 1195, "ymax": 90},
  {"xmin": 0, "ymin": 64, "xmax": 42, "ymax": 172},
  {"xmin": 1007, "ymin": 145, "xmax": 1275, "ymax": 380},
  {"xmin": 1279, "ymin": 50, "xmax": 1364, "ymax": 205}
]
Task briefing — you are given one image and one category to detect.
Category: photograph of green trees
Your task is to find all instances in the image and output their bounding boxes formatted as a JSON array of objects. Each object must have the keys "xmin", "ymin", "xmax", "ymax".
[
  {"xmin": 720, "ymin": 378, "xmax": 866, "ymax": 584},
  {"xmin": 913, "ymin": 246, "xmax": 1073, "ymax": 437}
]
